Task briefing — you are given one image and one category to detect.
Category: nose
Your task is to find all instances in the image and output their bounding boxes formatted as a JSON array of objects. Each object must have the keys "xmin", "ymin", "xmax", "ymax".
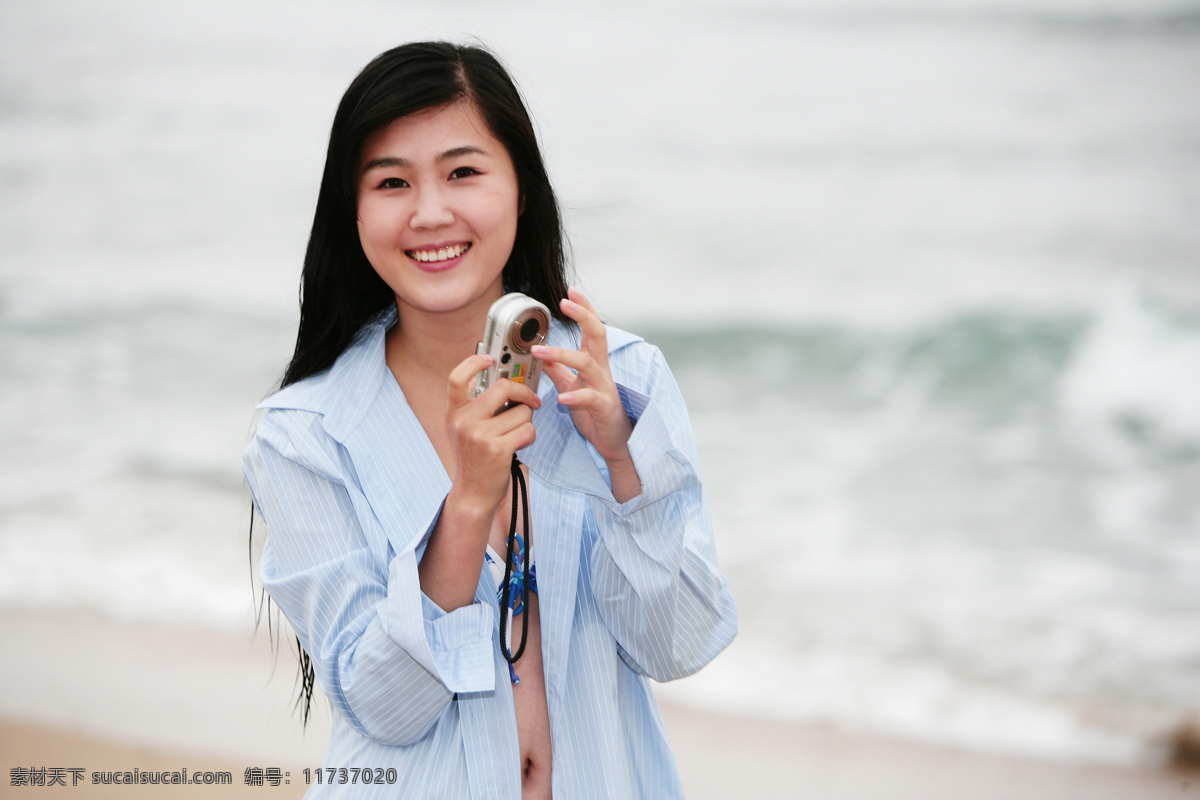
[{"xmin": 410, "ymin": 184, "xmax": 454, "ymax": 230}]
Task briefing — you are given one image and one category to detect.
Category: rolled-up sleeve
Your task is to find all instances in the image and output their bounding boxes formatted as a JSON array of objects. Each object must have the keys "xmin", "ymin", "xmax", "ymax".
[
  {"xmin": 583, "ymin": 344, "xmax": 738, "ymax": 682},
  {"xmin": 243, "ymin": 409, "xmax": 495, "ymax": 746}
]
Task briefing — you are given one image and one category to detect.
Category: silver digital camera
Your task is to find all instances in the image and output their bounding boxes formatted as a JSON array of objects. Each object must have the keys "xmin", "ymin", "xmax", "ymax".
[{"xmin": 473, "ymin": 292, "xmax": 550, "ymax": 408}]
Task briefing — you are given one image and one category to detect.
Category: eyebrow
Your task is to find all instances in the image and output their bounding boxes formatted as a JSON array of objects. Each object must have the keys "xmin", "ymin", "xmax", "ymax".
[{"xmin": 361, "ymin": 145, "xmax": 489, "ymax": 173}]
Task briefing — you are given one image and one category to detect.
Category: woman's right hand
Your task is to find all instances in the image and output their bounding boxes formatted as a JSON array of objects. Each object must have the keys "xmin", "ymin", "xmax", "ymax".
[
  {"xmin": 420, "ymin": 355, "xmax": 541, "ymax": 611},
  {"xmin": 444, "ymin": 354, "xmax": 541, "ymax": 519}
]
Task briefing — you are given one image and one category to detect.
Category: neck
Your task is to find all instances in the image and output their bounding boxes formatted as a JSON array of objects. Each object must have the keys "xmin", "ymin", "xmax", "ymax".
[{"xmin": 385, "ymin": 287, "xmax": 504, "ymax": 383}]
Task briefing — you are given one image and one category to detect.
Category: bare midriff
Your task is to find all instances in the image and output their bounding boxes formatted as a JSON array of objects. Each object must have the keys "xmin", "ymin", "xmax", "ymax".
[{"xmin": 489, "ymin": 463, "xmax": 552, "ymax": 799}]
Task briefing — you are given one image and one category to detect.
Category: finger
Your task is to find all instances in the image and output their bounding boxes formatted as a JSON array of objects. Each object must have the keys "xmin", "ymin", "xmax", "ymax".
[
  {"xmin": 555, "ymin": 386, "xmax": 605, "ymax": 407},
  {"xmin": 483, "ymin": 398, "xmax": 534, "ymax": 433},
  {"xmin": 560, "ymin": 295, "xmax": 605, "ymax": 340},
  {"xmin": 567, "ymin": 286, "xmax": 599, "ymax": 316},
  {"xmin": 555, "ymin": 388, "xmax": 622, "ymax": 418},
  {"xmin": 478, "ymin": 377, "xmax": 542, "ymax": 416},
  {"xmin": 458, "ymin": 401, "xmax": 532, "ymax": 459},
  {"xmin": 449, "ymin": 354, "xmax": 495, "ymax": 408},
  {"xmin": 560, "ymin": 292, "xmax": 608, "ymax": 359},
  {"xmin": 531, "ymin": 345, "xmax": 607, "ymax": 387},
  {"xmin": 539, "ymin": 360, "xmax": 578, "ymax": 393},
  {"xmin": 498, "ymin": 419, "xmax": 537, "ymax": 453}
]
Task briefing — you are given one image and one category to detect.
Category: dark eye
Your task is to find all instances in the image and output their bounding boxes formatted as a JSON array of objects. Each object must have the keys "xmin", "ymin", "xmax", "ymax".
[
  {"xmin": 450, "ymin": 167, "xmax": 480, "ymax": 180},
  {"xmin": 377, "ymin": 177, "xmax": 408, "ymax": 189}
]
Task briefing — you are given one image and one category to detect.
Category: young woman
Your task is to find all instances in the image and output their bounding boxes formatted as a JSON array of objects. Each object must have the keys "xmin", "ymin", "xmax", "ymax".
[{"xmin": 243, "ymin": 42, "xmax": 737, "ymax": 799}]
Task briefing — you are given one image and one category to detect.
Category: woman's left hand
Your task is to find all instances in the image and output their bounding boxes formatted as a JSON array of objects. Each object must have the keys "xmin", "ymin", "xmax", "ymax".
[{"xmin": 532, "ymin": 288, "xmax": 639, "ymax": 499}]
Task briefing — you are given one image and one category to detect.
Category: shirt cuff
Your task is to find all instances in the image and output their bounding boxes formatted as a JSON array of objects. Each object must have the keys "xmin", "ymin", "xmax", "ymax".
[
  {"xmin": 421, "ymin": 592, "xmax": 496, "ymax": 692},
  {"xmin": 616, "ymin": 383, "xmax": 649, "ymax": 425},
  {"xmin": 383, "ymin": 548, "xmax": 496, "ymax": 695},
  {"xmin": 604, "ymin": 382, "xmax": 694, "ymax": 517}
]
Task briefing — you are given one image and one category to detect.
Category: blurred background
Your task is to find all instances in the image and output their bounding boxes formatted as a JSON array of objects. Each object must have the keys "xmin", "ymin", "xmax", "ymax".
[{"xmin": 1, "ymin": 0, "xmax": 1198, "ymax": 778}]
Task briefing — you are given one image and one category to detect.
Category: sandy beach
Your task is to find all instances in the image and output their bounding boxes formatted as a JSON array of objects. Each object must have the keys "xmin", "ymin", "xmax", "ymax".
[{"xmin": 1, "ymin": 608, "xmax": 1195, "ymax": 799}]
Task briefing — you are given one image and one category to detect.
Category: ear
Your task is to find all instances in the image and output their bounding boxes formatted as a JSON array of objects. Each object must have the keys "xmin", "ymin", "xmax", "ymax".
[{"xmin": 518, "ymin": 192, "xmax": 526, "ymax": 217}]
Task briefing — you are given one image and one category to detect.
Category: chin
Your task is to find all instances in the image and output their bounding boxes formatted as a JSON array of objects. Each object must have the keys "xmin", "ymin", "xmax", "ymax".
[{"xmin": 397, "ymin": 281, "xmax": 504, "ymax": 318}]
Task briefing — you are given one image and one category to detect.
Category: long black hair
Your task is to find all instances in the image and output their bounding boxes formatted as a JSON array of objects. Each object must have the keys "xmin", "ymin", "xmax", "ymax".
[
  {"xmin": 282, "ymin": 41, "xmax": 571, "ymax": 389},
  {"xmin": 256, "ymin": 41, "xmax": 572, "ymax": 726}
]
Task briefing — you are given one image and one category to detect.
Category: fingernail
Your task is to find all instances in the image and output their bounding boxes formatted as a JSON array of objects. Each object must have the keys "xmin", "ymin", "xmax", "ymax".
[
  {"xmin": 558, "ymin": 392, "xmax": 574, "ymax": 403},
  {"xmin": 531, "ymin": 345, "xmax": 548, "ymax": 355}
]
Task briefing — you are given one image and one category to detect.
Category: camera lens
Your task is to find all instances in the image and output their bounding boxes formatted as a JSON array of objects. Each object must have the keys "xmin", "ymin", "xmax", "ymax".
[
  {"xmin": 505, "ymin": 302, "xmax": 548, "ymax": 354},
  {"xmin": 520, "ymin": 318, "xmax": 540, "ymax": 344}
]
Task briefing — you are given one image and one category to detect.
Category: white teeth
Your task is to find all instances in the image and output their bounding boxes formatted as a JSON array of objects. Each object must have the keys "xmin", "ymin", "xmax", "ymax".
[{"xmin": 408, "ymin": 243, "xmax": 469, "ymax": 262}]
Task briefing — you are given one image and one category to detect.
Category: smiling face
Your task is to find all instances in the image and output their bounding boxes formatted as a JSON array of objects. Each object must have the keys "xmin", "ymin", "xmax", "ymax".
[{"xmin": 356, "ymin": 101, "xmax": 521, "ymax": 324}]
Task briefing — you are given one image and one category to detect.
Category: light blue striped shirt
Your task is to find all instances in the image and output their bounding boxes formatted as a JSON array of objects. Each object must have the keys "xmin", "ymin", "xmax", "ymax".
[{"xmin": 242, "ymin": 305, "xmax": 737, "ymax": 798}]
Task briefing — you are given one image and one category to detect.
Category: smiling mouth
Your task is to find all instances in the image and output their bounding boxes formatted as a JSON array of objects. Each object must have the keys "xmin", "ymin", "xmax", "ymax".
[{"xmin": 406, "ymin": 243, "xmax": 471, "ymax": 263}]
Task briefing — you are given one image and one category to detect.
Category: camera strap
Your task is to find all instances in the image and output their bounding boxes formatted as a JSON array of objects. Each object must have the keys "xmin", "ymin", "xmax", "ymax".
[{"xmin": 498, "ymin": 454, "xmax": 533, "ymax": 682}]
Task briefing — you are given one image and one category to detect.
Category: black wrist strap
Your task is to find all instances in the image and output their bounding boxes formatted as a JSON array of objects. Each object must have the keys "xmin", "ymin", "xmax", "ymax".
[{"xmin": 499, "ymin": 454, "xmax": 531, "ymax": 665}]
